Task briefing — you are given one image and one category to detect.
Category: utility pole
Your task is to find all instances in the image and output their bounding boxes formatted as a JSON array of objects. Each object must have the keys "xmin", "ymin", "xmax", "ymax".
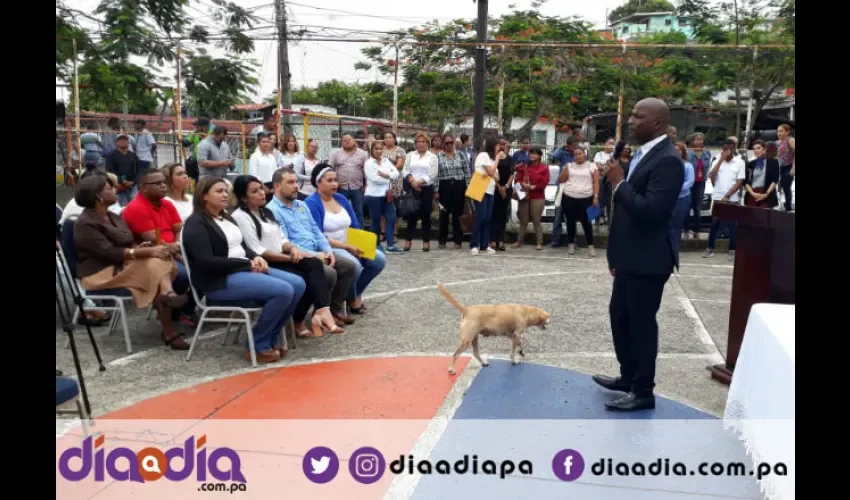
[
  {"xmin": 393, "ymin": 41, "xmax": 399, "ymax": 134},
  {"xmin": 276, "ymin": 0, "xmax": 292, "ymax": 134},
  {"xmin": 472, "ymin": 0, "xmax": 488, "ymax": 153}
]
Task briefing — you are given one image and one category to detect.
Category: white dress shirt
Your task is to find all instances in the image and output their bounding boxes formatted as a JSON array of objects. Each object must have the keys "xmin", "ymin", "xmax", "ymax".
[
  {"xmin": 402, "ymin": 151, "xmax": 438, "ymax": 186},
  {"xmin": 248, "ymin": 150, "xmax": 279, "ymax": 184},
  {"xmin": 364, "ymin": 157, "xmax": 400, "ymax": 197}
]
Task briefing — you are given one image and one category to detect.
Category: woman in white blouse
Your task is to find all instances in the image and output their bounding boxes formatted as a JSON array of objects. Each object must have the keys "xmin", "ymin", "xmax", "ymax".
[
  {"xmin": 231, "ymin": 175, "xmax": 344, "ymax": 337},
  {"xmin": 557, "ymin": 148, "xmax": 599, "ymax": 256},
  {"xmin": 160, "ymin": 163, "xmax": 193, "ymax": 222},
  {"xmin": 470, "ymin": 137, "xmax": 503, "ymax": 255},
  {"xmin": 248, "ymin": 133, "xmax": 280, "ymax": 202},
  {"xmin": 278, "ymin": 133, "xmax": 303, "ymax": 170},
  {"xmin": 364, "ymin": 141, "xmax": 402, "ymax": 253},
  {"xmin": 401, "ymin": 131, "xmax": 439, "ymax": 251},
  {"xmin": 293, "ymin": 139, "xmax": 320, "ymax": 200}
]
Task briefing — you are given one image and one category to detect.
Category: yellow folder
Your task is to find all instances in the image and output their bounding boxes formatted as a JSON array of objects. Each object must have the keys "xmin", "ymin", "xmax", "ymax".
[
  {"xmin": 346, "ymin": 228, "xmax": 377, "ymax": 260},
  {"xmin": 465, "ymin": 171, "xmax": 490, "ymax": 202}
]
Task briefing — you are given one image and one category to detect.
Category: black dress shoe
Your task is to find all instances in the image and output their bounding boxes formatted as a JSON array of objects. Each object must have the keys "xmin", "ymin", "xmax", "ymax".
[
  {"xmin": 604, "ymin": 393, "xmax": 655, "ymax": 412},
  {"xmin": 592, "ymin": 374, "xmax": 631, "ymax": 392}
]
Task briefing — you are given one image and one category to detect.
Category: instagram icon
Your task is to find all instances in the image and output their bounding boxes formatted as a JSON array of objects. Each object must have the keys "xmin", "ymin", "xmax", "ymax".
[{"xmin": 349, "ymin": 447, "xmax": 386, "ymax": 484}]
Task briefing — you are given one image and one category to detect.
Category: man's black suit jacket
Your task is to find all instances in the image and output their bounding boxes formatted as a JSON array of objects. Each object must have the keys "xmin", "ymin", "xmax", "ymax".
[{"xmin": 607, "ymin": 136, "xmax": 684, "ymax": 276}]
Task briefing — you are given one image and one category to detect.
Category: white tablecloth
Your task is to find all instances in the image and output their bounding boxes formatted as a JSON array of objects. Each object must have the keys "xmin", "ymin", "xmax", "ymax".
[{"xmin": 724, "ymin": 303, "xmax": 795, "ymax": 500}]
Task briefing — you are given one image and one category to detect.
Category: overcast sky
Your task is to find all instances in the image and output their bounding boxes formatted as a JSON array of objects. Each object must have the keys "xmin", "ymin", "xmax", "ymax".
[{"xmin": 57, "ymin": 0, "xmax": 655, "ymax": 103}]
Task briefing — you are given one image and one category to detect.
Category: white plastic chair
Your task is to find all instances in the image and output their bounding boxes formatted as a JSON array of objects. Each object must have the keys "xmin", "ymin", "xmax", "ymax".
[{"xmin": 180, "ymin": 233, "xmax": 263, "ymax": 367}]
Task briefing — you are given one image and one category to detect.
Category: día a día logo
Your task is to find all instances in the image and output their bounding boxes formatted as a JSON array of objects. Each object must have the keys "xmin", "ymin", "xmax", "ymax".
[{"xmin": 58, "ymin": 434, "xmax": 247, "ymax": 484}]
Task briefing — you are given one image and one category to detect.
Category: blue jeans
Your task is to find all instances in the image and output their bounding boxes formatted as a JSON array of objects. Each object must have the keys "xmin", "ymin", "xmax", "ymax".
[
  {"xmin": 365, "ymin": 195, "xmax": 396, "ymax": 248},
  {"xmin": 117, "ymin": 185, "xmax": 138, "ymax": 207},
  {"xmin": 333, "ymin": 248, "xmax": 387, "ymax": 300},
  {"xmin": 338, "ymin": 188, "xmax": 365, "ymax": 227},
  {"xmin": 669, "ymin": 195, "xmax": 690, "ymax": 249},
  {"xmin": 707, "ymin": 217, "xmax": 737, "ymax": 251},
  {"xmin": 550, "ymin": 205, "xmax": 566, "ymax": 244},
  {"xmin": 470, "ymin": 194, "xmax": 494, "ymax": 249},
  {"xmin": 204, "ymin": 269, "xmax": 305, "ymax": 352}
]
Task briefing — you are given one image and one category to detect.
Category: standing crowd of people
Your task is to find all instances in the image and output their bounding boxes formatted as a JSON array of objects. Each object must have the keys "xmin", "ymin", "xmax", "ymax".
[{"xmin": 59, "ymin": 112, "xmax": 794, "ymax": 366}]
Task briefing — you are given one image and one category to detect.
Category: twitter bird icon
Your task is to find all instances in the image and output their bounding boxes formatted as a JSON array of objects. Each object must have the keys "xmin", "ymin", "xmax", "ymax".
[
  {"xmin": 311, "ymin": 456, "xmax": 330, "ymax": 474},
  {"xmin": 303, "ymin": 446, "xmax": 339, "ymax": 483}
]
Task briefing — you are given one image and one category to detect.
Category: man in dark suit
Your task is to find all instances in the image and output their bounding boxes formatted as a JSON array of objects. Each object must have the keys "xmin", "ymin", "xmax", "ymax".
[{"xmin": 594, "ymin": 98, "xmax": 685, "ymax": 411}]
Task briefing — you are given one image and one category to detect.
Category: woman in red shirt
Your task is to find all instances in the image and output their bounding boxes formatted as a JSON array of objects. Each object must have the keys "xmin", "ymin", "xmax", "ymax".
[{"xmin": 512, "ymin": 146, "xmax": 549, "ymax": 250}]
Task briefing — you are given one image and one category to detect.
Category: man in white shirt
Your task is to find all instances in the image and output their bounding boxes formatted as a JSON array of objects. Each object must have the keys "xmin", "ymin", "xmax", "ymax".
[
  {"xmin": 133, "ymin": 119, "xmax": 156, "ymax": 169},
  {"xmin": 704, "ymin": 140, "xmax": 745, "ymax": 259}
]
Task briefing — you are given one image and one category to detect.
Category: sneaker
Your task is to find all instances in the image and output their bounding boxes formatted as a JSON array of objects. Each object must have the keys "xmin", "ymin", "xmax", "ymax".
[
  {"xmin": 728, "ymin": 250, "xmax": 735, "ymax": 261},
  {"xmin": 567, "ymin": 244, "xmax": 576, "ymax": 255},
  {"xmin": 486, "ymin": 247, "xmax": 497, "ymax": 254},
  {"xmin": 385, "ymin": 246, "xmax": 404, "ymax": 253},
  {"xmin": 470, "ymin": 247, "xmax": 479, "ymax": 255},
  {"xmin": 588, "ymin": 245, "xmax": 596, "ymax": 257},
  {"xmin": 702, "ymin": 248, "xmax": 715, "ymax": 258}
]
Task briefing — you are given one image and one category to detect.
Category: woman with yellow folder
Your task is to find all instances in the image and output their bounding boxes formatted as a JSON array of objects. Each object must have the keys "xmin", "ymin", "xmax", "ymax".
[
  {"xmin": 305, "ymin": 165, "xmax": 387, "ymax": 315},
  {"xmin": 468, "ymin": 137, "xmax": 503, "ymax": 255}
]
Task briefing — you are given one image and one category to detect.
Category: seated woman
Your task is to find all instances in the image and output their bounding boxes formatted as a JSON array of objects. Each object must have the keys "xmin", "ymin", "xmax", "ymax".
[
  {"xmin": 305, "ymin": 165, "xmax": 387, "ymax": 315},
  {"xmin": 182, "ymin": 177, "xmax": 306, "ymax": 363},
  {"xmin": 60, "ymin": 170, "xmax": 123, "ymax": 224},
  {"xmin": 161, "ymin": 162, "xmax": 194, "ymax": 222},
  {"xmin": 73, "ymin": 174, "xmax": 190, "ymax": 349},
  {"xmin": 231, "ymin": 175, "xmax": 343, "ymax": 337}
]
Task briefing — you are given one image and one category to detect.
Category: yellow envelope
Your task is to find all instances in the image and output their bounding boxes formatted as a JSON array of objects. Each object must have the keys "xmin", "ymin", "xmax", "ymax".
[
  {"xmin": 465, "ymin": 171, "xmax": 490, "ymax": 202},
  {"xmin": 346, "ymin": 228, "xmax": 377, "ymax": 260}
]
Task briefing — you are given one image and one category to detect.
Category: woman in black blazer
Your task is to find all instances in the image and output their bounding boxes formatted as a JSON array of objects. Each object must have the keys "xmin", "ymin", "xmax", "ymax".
[
  {"xmin": 181, "ymin": 177, "xmax": 306, "ymax": 364},
  {"xmin": 744, "ymin": 140, "xmax": 780, "ymax": 209}
]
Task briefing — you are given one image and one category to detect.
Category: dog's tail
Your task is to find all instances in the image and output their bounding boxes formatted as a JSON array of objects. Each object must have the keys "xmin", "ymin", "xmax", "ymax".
[{"xmin": 437, "ymin": 282, "xmax": 466, "ymax": 314}]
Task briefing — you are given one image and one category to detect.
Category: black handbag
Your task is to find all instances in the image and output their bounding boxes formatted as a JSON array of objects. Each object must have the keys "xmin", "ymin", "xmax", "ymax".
[{"xmin": 398, "ymin": 191, "xmax": 420, "ymax": 218}]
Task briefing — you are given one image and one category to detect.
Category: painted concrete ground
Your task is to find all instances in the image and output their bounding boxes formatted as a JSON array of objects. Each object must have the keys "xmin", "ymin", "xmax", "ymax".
[{"xmin": 57, "ymin": 246, "xmax": 765, "ymax": 499}]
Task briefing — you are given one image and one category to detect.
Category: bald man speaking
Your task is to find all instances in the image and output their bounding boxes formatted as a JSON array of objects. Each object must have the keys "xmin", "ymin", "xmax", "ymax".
[{"xmin": 594, "ymin": 98, "xmax": 684, "ymax": 412}]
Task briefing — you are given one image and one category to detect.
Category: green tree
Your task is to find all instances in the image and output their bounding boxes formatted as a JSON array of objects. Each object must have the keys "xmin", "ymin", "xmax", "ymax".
[
  {"xmin": 56, "ymin": 0, "xmax": 261, "ymax": 118},
  {"xmin": 355, "ymin": 0, "xmax": 714, "ymax": 135},
  {"xmin": 676, "ymin": 0, "xmax": 795, "ymax": 137}
]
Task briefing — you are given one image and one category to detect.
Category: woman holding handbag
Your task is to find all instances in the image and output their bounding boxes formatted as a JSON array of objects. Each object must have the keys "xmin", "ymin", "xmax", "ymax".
[
  {"xmin": 512, "ymin": 146, "xmax": 548, "ymax": 250},
  {"xmin": 364, "ymin": 141, "xmax": 402, "ymax": 253},
  {"xmin": 401, "ymin": 132, "xmax": 439, "ymax": 251}
]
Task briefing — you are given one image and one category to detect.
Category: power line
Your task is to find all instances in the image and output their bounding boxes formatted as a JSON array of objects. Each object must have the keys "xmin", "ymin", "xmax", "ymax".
[{"xmin": 286, "ymin": 1, "xmax": 442, "ymax": 24}]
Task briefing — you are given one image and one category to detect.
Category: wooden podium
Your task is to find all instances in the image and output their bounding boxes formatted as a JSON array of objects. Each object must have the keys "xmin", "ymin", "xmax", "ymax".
[{"xmin": 708, "ymin": 203, "xmax": 795, "ymax": 384}]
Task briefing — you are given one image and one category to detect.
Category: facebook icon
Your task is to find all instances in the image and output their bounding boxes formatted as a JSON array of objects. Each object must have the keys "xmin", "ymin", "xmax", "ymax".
[{"xmin": 552, "ymin": 449, "xmax": 585, "ymax": 481}]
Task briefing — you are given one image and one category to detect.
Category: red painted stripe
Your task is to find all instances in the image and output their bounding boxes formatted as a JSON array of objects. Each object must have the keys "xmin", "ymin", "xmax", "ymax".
[{"xmin": 100, "ymin": 357, "xmax": 470, "ymax": 420}]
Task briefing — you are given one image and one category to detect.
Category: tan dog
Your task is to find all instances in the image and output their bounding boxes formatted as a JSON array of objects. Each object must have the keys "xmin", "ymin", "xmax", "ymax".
[{"xmin": 438, "ymin": 282, "xmax": 551, "ymax": 375}]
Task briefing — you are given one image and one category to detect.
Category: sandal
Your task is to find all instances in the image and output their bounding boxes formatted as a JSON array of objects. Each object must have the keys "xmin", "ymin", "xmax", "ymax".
[
  {"xmin": 312, "ymin": 316, "xmax": 344, "ymax": 336},
  {"xmin": 348, "ymin": 302, "xmax": 366, "ymax": 314},
  {"xmin": 162, "ymin": 331, "xmax": 189, "ymax": 350},
  {"xmin": 272, "ymin": 345, "xmax": 289, "ymax": 357}
]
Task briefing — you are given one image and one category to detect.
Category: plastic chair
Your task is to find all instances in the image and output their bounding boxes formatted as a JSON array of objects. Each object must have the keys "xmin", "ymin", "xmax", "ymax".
[
  {"xmin": 180, "ymin": 233, "xmax": 264, "ymax": 367},
  {"xmin": 56, "ymin": 376, "xmax": 90, "ymax": 435},
  {"xmin": 59, "ymin": 219, "xmax": 136, "ymax": 353}
]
